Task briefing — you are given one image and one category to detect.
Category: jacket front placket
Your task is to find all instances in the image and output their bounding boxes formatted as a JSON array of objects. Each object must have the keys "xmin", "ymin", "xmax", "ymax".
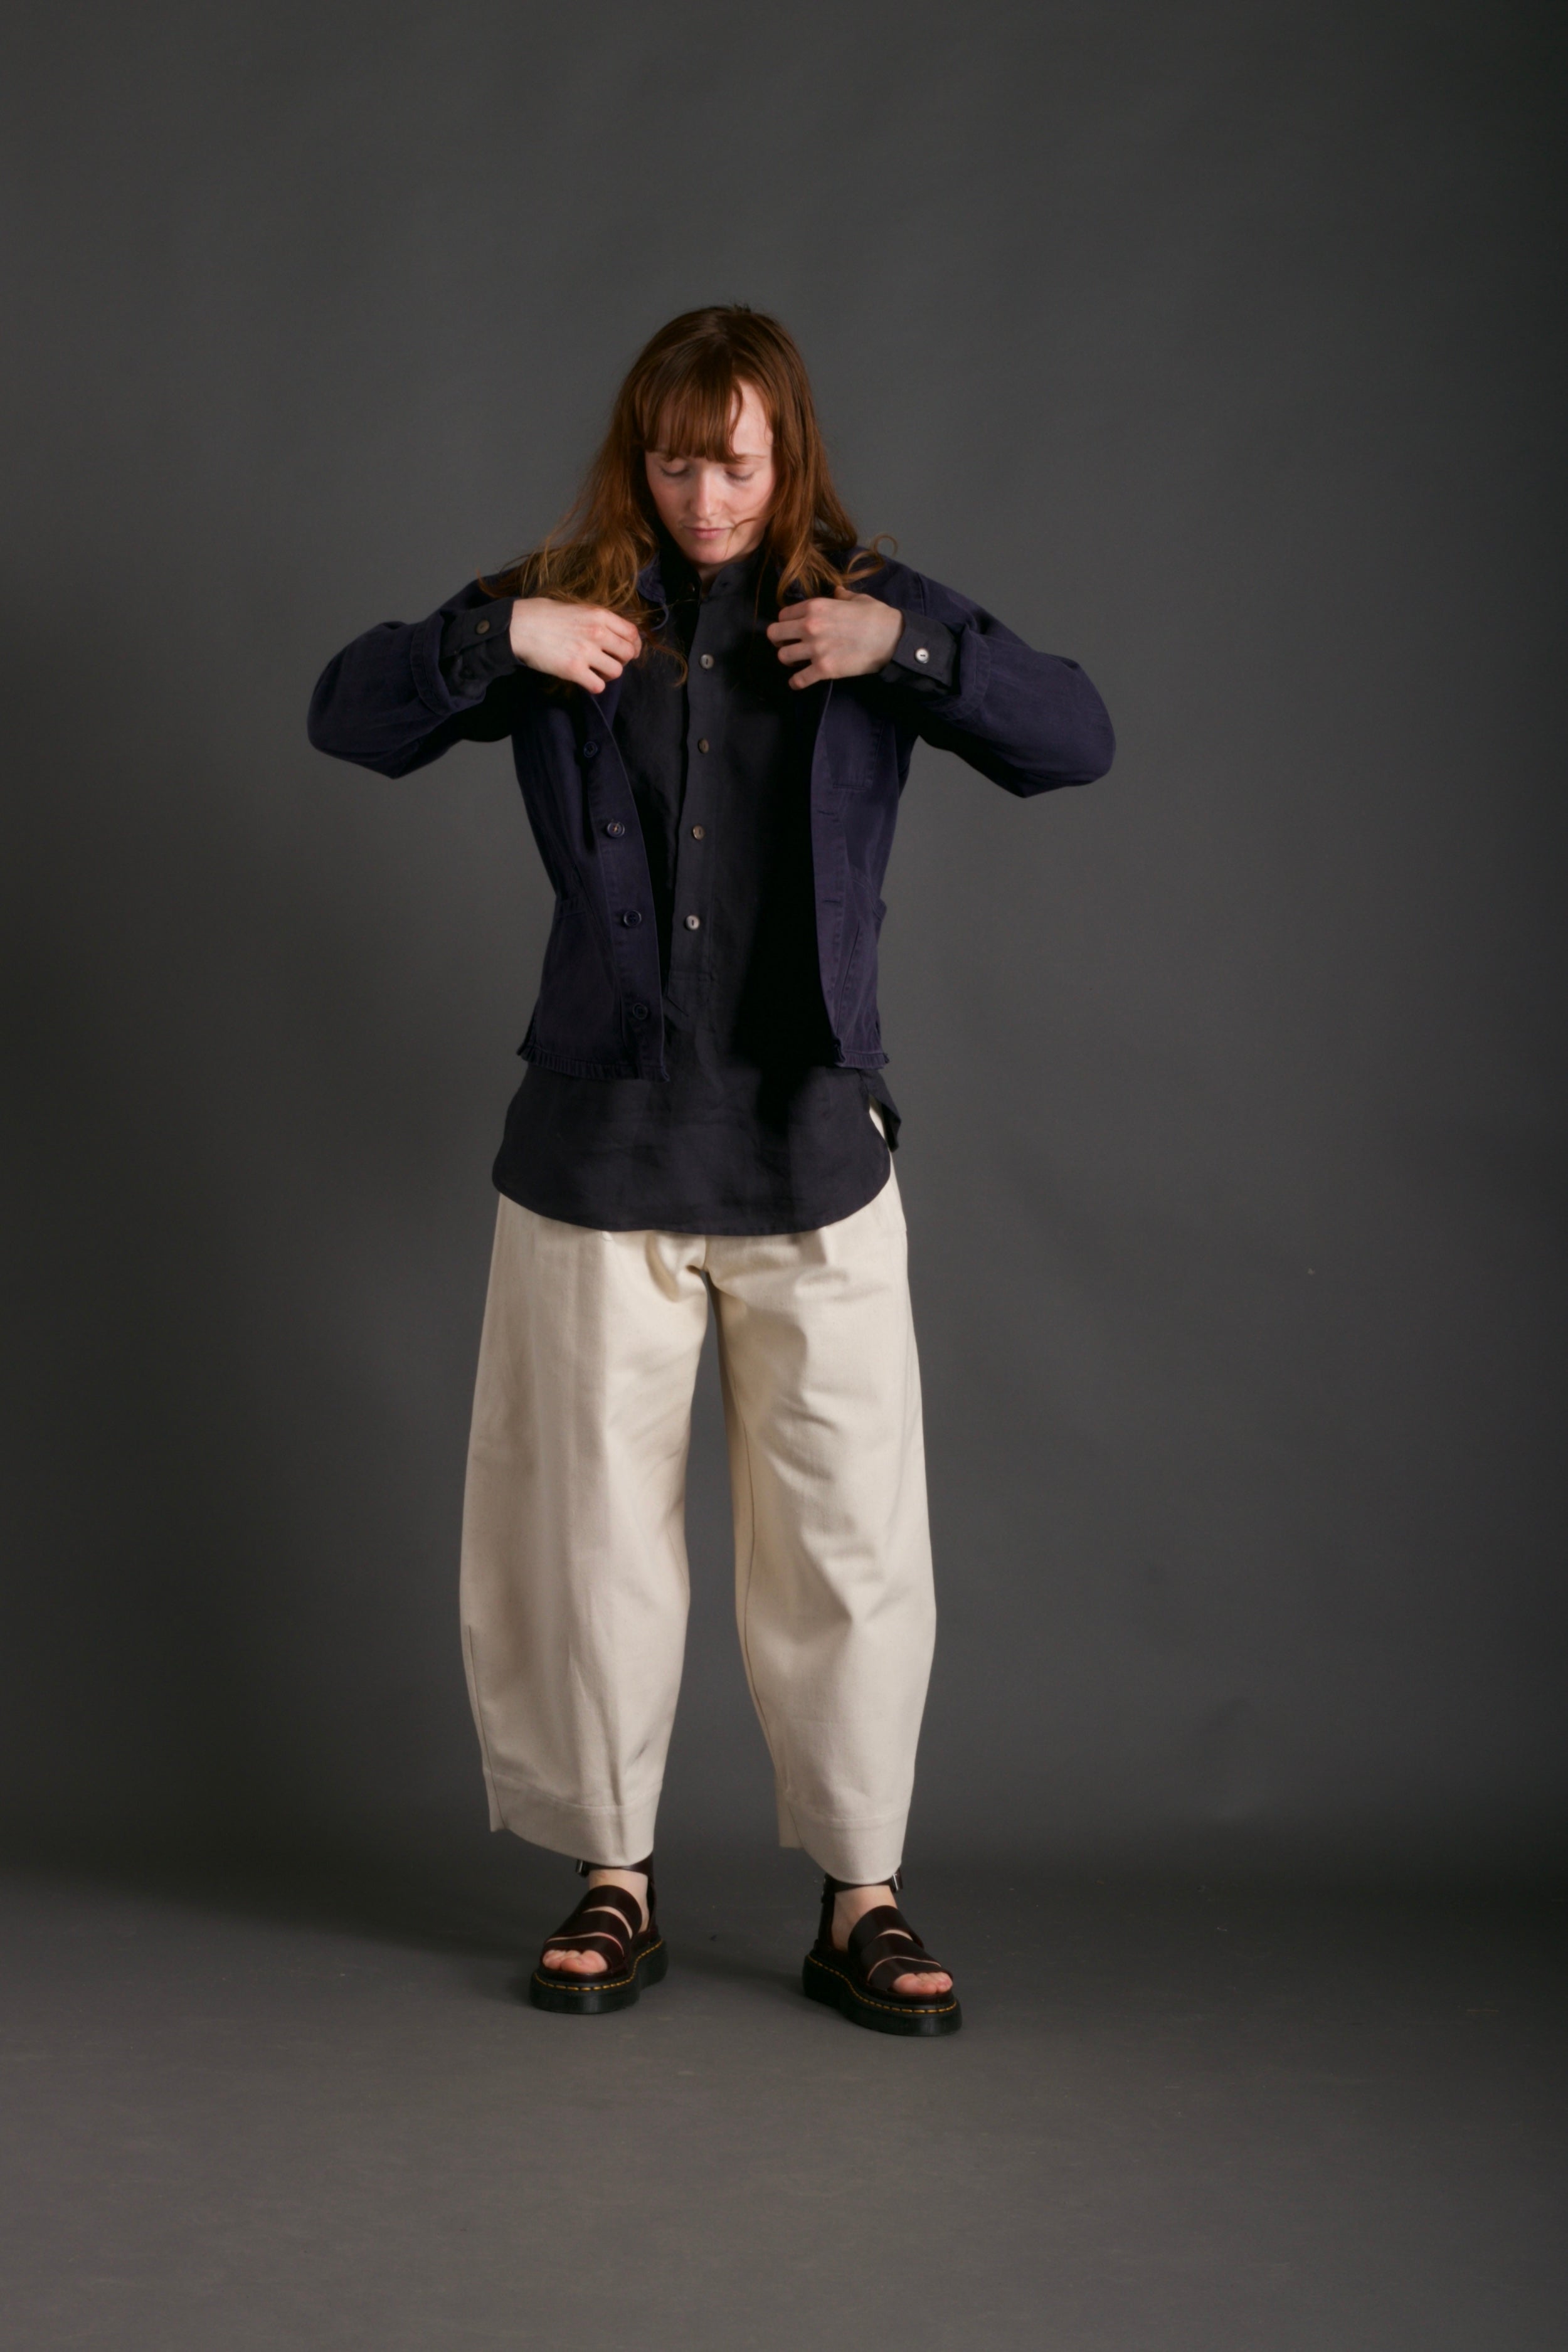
[
  {"xmin": 805, "ymin": 681, "xmax": 857, "ymax": 1062},
  {"xmin": 758, "ymin": 576, "xmax": 852, "ymax": 1065}
]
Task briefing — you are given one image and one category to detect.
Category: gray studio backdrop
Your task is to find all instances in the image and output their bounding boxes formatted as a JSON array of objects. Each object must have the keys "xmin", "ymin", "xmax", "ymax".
[{"xmin": 3, "ymin": 0, "xmax": 1562, "ymax": 1883}]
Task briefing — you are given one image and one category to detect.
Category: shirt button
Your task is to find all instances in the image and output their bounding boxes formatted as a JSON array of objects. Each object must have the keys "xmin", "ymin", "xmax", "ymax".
[
  {"xmin": 696, "ymin": 738, "xmax": 710, "ymax": 753},
  {"xmin": 620, "ymin": 910, "xmax": 642, "ymax": 927},
  {"xmin": 684, "ymin": 914, "xmax": 701, "ymax": 931},
  {"xmin": 699, "ymin": 654, "xmax": 714, "ymax": 669},
  {"xmin": 630, "ymin": 1002, "xmax": 650, "ymax": 1021},
  {"xmin": 475, "ymin": 618, "xmax": 490, "ymax": 635},
  {"xmin": 582, "ymin": 739, "xmax": 600, "ymax": 758},
  {"xmin": 603, "ymin": 820, "xmax": 625, "ymax": 836},
  {"xmin": 914, "ymin": 646, "xmax": 929, "ymax": 663},
  {"xmin": 691, "ymin": 824, "xmax": 705, "ymax": 839}
]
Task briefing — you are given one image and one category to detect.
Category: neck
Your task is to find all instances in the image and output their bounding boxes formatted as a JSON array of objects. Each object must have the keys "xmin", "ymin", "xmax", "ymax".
[{"xmin": 687, "ymin": 528, "xmax": 768, "ymax": 587}]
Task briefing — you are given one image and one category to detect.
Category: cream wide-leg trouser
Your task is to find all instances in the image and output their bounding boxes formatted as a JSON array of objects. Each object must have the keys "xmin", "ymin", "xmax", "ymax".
[{"xmin": 457, "ymin": 1144, "xmax": 935, "ymax": 1884}]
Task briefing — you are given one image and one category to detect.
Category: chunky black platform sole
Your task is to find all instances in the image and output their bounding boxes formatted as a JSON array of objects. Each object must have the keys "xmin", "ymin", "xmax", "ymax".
[
  {"xmin": 529, "ymin": 1937, "xmax": 668, "ymax": 2015},
  {"xmin": 802, "ymin": 1947, "xmax": 962, "ymax": 2037}
]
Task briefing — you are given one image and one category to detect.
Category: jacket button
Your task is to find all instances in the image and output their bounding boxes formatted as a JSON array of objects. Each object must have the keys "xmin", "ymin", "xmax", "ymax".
[
  {"xmin": 914, "ymin": 646, "xmax": 929, "ymax": 663},
  {"xmin": 684, "ymin": 914, "xmax": 701, "ymax": 931},
  {"xmin": 620, "ymin": 910, "xmax": 643, "ymax": 927},
  {"xmin": 475, "ymin": 618, "xmax": 490, "ymax": 635},
  {"xmin": 630, "ymin": 1002, "xmax": 650, "ymax": 1021},
  {"xmin": 604, "ymin": 820, "xmax": 625, "ymax": 837},
  {"xmin": 583, "ymin": 739, "xmax": 600, "ymax": 759},
  {"xmin": 699, "ymin": 654, "xmax": 714, "ymax": 669},
  {"xmin": 696, "ymin": 738, "xmax": 709, "ymax": 753},
  {"xmin": 691, "ymin": 824, "xmax": 705, "ymax": 839}
]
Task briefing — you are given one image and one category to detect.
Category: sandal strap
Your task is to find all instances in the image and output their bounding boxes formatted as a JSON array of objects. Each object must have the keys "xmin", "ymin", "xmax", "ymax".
[
  {"xmin": 817, "ymin": 1868, "xmax": 903, "ymax": 1951},
  {"xmin": 823, "ymin": 1868, "xmax": 903, "ymax": 1895},
  {"xmin": 542, "ymin": 1882, "xmax": 645, "ymax": 1960},
  {"xmin": 864, "ymin": 1949, "xmax": 947, "ymax": 1990},
  {"xmin": 843, "ymin": 1902, "xmax": 946, "ymax": 1990},
  {"xmin": 543, "ymin": 1930, "xmax": 629, "ymax": 1963},
  {"xmin": 845, "ymin": 1904, "xmax": 926, "ymax": 1962},
  {"xmin": 571, "ymin": 1885, "xmax": 644, "ymax": 1935},
  {"xmin": 817, "ymin": 1873, "xmax": 951, "ymax": 1994}
]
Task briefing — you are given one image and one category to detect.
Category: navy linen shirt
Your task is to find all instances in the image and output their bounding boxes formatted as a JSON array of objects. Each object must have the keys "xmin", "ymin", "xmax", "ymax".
[{"xmin": 442, "ymin": 541, "xmax": 957, "ymax": 1234}]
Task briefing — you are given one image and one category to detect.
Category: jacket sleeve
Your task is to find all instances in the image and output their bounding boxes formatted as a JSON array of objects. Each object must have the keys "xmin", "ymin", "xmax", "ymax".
[
  {"xmin": 306, "ymin": 580, "xmax": 527, "ymax": 778},
  {"xmin": 877, "ymin": 565, "xmax": 1115, "ymax": 797}
]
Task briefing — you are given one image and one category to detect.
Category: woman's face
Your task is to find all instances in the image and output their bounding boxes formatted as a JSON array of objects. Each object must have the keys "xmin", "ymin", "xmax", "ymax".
[{"xmin": 644, "ymin": 379, "xmax": 776, "ymax": 578}]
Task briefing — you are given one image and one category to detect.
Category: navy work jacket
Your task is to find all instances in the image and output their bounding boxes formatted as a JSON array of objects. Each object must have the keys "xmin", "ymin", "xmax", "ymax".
[{"xmin": 306, "ymin": 551, "xmax": 1115, "ymax": 1080}]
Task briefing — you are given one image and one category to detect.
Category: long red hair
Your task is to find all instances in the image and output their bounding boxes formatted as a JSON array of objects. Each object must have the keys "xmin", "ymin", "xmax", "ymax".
[{"xmin": 487, "ymin": 306, "xmax": 881, "ymax": 632}]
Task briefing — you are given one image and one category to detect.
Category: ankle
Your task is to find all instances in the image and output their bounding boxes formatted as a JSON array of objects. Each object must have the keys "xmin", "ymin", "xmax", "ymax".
[{"xmin": 831, "ymin": 1880, "xmax": 896, "ymax": 1946}]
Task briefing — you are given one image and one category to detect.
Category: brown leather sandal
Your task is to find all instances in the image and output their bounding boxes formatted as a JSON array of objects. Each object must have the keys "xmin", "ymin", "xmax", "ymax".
[
  {"xmin": 529, "ymin": 1857, "xmax": 667, "ymax": 2015},
  {"xmin": 802, "ymin": 1870, "xmax": 962, "ymax": 2037}
]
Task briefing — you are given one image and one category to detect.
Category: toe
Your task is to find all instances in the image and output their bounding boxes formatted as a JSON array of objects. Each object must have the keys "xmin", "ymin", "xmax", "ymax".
[
  {"xmin": 892, "ymin": 1969, "xmax": 951, "ymax": 1998},
  {"xmin": 542, "ymin": 1948, "xmax": 606, "ymax": 1976}
]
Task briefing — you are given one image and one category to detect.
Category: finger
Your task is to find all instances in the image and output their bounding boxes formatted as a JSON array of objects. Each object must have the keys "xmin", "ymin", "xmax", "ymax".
[
  {"xmin": 788, "ymin": 662, "xmax": 825, "ymax": 689},
  {"xmin": 766, "ymin": 617, "xmax": 807, "ymax": 645},
  {"xmin": 586, "ymin": 654, "xmax": 625, "ymax": 681},
  {"xmin": 773, "ymin": 637, "xmax": 813, "ymax": 665},
  {"xmin": 578, "ymin": 609, "xmax": 636, "ymax": 655}
]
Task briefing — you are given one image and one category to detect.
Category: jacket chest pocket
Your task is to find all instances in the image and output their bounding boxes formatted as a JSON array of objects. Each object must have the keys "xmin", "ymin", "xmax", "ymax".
[{"xmin": 825, "ymin": 697, "xmax": 898, "ymax": 793}]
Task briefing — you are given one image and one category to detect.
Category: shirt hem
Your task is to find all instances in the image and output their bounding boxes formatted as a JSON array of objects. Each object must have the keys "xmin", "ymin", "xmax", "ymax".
[{"xmin": 490, "ymin": 1155, "xmax": 892, "ymax": 1237}]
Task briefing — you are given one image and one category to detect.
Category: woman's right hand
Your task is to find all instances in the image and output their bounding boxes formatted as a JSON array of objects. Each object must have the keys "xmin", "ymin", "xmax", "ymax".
[{"xmin": 507, "ymin": 598, "xmax": 642, "ymax": 694}]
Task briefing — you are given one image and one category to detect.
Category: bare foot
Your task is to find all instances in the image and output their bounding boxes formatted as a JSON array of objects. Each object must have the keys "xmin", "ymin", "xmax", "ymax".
[
  {"xmin": 542, "ymin": 1868, "xmax": 649, "ymax": 1976},
  {"xmin": 832, "ymin": 1882, "xmax": 953, "ymax": 1998}
]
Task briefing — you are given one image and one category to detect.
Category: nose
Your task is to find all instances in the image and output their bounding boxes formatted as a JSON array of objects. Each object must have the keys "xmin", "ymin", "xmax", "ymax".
[{"xmin": 688, "ymin": 467, "xmax": 724, "ymax": 519}]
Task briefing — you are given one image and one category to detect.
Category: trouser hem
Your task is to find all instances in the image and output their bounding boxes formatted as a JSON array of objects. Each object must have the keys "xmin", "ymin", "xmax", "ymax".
[
  {"xmin": 778, "ymin": 1796, "xmax": 909, "ymax": 1885},
  {"xmin": 484, "ymin": 1771, "xmax": 660, "ymax": 1868}
]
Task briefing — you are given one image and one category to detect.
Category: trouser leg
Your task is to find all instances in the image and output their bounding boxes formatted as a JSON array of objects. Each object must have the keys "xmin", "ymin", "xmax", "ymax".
[
  {"xmin": 458, "ymin": 1195, "xmax": 709, "ymax": 1865},
  {"xmin": 708, "ymin": 1163, "xmax": 936, "ymax": 1883}
]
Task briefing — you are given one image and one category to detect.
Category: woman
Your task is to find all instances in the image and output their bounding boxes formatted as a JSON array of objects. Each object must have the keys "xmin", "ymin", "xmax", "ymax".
[{"xmin": 308, "ymin": 305, "xmax": 1113, "ymax": 2035}]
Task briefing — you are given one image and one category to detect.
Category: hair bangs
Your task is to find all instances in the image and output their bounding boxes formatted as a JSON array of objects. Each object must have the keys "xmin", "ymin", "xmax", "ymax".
[{"xmin": 637, "ymin": 352, "xmax": 755, "ymax": 460}]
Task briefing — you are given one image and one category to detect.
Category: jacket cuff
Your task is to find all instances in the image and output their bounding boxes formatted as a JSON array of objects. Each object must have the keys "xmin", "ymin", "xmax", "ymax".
[
  {"xmin": 438, "ymin": 600, "xmax": 517, "ymax": 701},
  {"xmin": 877, "ymin": 615, "xmax": 956, "ymax": 697}
]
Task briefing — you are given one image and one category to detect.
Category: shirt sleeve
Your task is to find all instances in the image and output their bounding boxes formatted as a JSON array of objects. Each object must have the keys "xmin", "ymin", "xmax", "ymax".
[
  {"xmin": 440, "ymin": 600, "xmax": 518, "ymax": 698},
  {"xmin": 876, "ymin": 613, "xmax": 957, "ymax": 699}
]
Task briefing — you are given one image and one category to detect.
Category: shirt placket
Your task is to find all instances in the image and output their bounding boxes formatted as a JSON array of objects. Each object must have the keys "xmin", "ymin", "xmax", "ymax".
[{"xmin": 667, "ymin": 596, "xmax": 721, "ymax": 990}]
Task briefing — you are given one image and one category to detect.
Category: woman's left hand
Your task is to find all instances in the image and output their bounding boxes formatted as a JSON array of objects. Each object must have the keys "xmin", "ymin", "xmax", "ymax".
[{"xmin": 766, "ymin": 590, "xmax": 904, "ymax": 687}]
